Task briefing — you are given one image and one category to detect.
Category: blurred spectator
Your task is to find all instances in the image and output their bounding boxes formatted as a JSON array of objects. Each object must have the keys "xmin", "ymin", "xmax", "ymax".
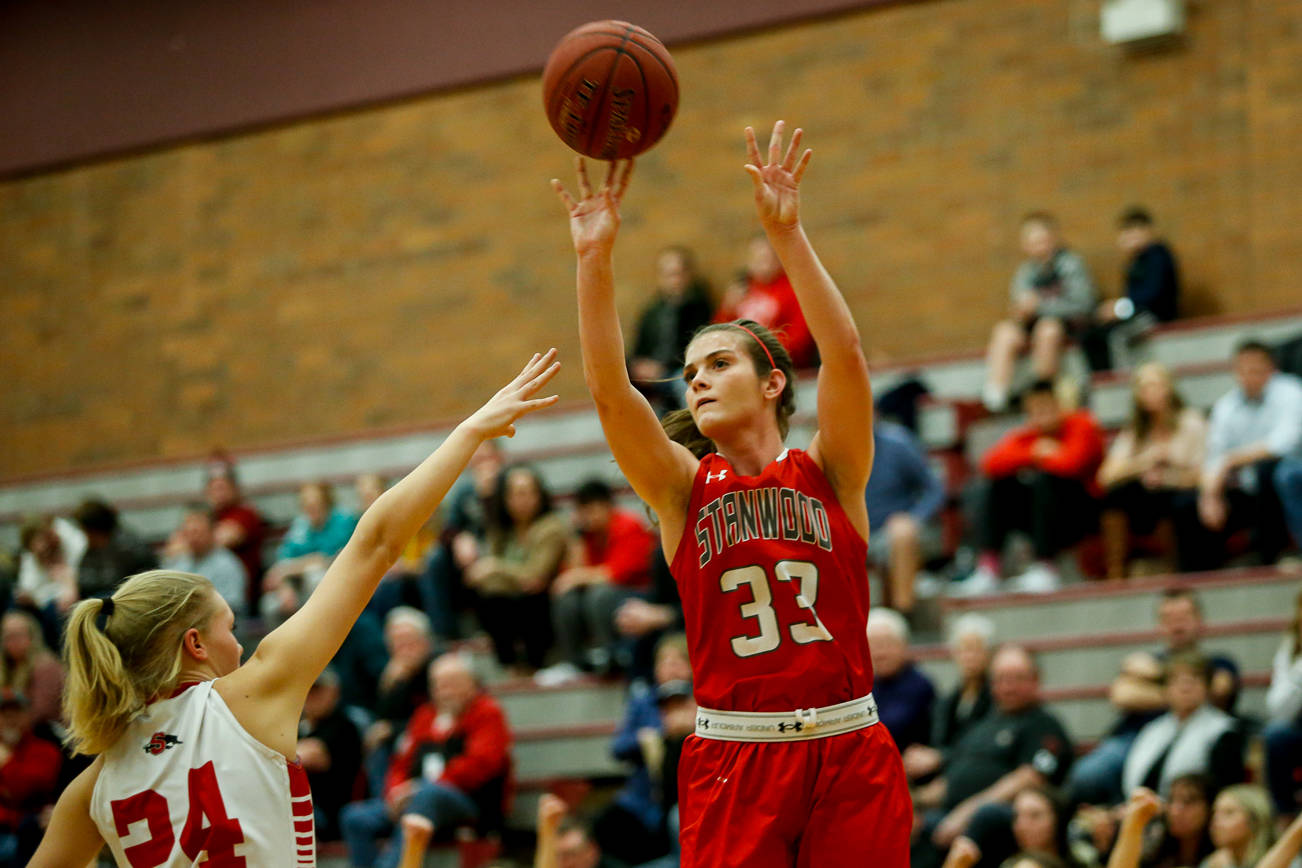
[
  {"xmin": 1097, "ymin": 364, "xmax": 1206, "ymax": 579},
  {"xmin": 1202, "ymin": 785, "xmax": 1275, "ymax": 868},
  {"xmin": 982, "ymin": 213, "xmax": 1097, "ymax": 413},
  {"xmin": 15, "ymin": 515, "xmax": 84, "ymax": 643},
  {"xmin": 613, "ymin": 551, "xmax": 685, "ymax": 686},
  {"xmin": 73, "ymin": 498, "xmax": 157, "ymax": 600},
  {"xmin": 298, "ymin": 667, "xmax": 362, "ymax": 841},
  {"xmin": 1154, "ymin": 589, "xmax": 1241, "ymax": 714},
  {"xmin": 1175, "ymin": 340, "xmax": 1302, "ymax": 571},
  {"xmin": 204, "ymin": 455, "xmax": 267, "ymax": 609},
  {"xmin": 341, "ymin": 654, "xmax": 512, "ymax": 868},
  {"xmin": 1081, "ymin": 206, "xmax": 1181, "ymax": 373},
  {"xmin": 957, "ymin": 380, "xmax": 1104, "ymax": 595},
  {"xmin": 0, "ymin": 611, "xmax": 64, "ymax": 731},
  {"xmin": 629, "ymin": 245, "xmax": 714, "ymax": 414},
  {"xmin": 865, "ymin": 419, "xmax": 946, "ymax": 618},
  {"xmin": 163, "ymin": 503, "xmax": 248, "ymax": 612},
  {"xmin": 547, "ymin": 479, "xmax": 655, "ymax": 680},
  {"xmin": 1277, "ymin": 457, "xmax": 1302, "ymax": 559},
  {"xmin": 0, "ymin": 688, "xmax": 61, "ymax": 867},
  {"xmin": 1265, "ymin": 589, "xmax": 1302, "ymax": 819},
  {"xmin": 1067, "ymin": 651, "xmax": 1165, "ymax": 807},
  {"xmin": 713, "ymin": 234, "xmax": 816, "ymax": 368},
  {"xmin": 329, "ymin": 608, "xmax": 388, "ymax": 712},
  {"xmin": 465, "ymin": 465, "xmax": 568, "ymax": 675},
  {"xmin": 932, "ymin": 614, "xmax": 996, "ymax": 752},
  {"xmin": 594, "ymin": 634, "xmax": 690, "ymax": 864},
  {"xmin": 942, "ymin": 785, "xmax": 1083, "ymax": 868},
  {"xmin": 1150, "ymin": 774, "xmax": 1217, "ymax": 868},
  {"xmin": 554, "ymin": 815, "xmax": 629, "ymax": 868},
  {"xmin": 419, "ymin": 440, "xmax": 504, "ymax": 640},
  {"xmin": 868, "ymin": 608, "xmax": 936, "ymax": 751},
  {"xmin": 261, "ymin": 481, "xmax": 358, "ymax": 623},
  {"xmin": 1121, "ymin": 652, "xmax": 1244, "ymax": 800},
  {"xmin": 363, "ymin": 607, "xmax": 437, "ymax": 798},
  {"xmin": 910, "ymin": 645, "xmax": 1074, "ymax": 868}
]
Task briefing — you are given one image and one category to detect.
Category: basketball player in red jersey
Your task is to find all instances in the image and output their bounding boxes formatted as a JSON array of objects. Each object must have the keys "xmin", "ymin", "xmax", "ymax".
[
  {"xmin": 553, "ymin": 122, "xmax": 910, "ymax": 866},
  {"xmin": 29, "ymin": 351, "xmax": 560, "ymax": 868}
]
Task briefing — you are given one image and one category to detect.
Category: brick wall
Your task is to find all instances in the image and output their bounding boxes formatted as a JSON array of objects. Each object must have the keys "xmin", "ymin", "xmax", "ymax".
[{"xmin": 3, "ymin": 0, "xmax": 1300, "ymax": 477}]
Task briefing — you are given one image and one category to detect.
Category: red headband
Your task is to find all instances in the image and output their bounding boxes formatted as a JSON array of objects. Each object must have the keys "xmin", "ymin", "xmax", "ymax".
[{"xmin": 733, "ymin": 323, "xmax": 777, "ymax": 372}]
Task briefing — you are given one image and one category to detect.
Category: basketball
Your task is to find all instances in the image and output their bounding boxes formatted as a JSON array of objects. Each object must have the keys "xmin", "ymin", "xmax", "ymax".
[{"xmin": 541, "ymin": 20, "xmax": 679, "ymax": 160}]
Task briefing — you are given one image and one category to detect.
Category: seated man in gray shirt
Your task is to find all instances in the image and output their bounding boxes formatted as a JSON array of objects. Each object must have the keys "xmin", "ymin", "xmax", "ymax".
[
  {"xmin": 164, "ymin": 503, "xmax": 249, "ymax": 612},
  {"xmin": 1174, "ymin": 339, "xmax": 1302, "ymax": 570}
]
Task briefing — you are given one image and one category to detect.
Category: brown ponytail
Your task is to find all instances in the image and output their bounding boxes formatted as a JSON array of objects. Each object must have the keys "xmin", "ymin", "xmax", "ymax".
[
  {"xmin": 63, "ymin": 570, "xmax": 219, "ymax": 756},
  {"xmin": 661, "ymin": 319, "xmax": 798, "ymax": 455}
]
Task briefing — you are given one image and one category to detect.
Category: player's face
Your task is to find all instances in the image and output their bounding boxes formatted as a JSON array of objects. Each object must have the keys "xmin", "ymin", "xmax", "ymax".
[
  {"xmin": 199, "ymin": 595, "xmax": 244, "ymax": 676},
  {"xmin": 683, "ymin": 332, "xmax": 775, "ymax": 440}
]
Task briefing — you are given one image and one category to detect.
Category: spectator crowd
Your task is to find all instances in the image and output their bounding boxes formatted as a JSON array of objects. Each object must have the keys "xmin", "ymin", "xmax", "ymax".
[{"xmin": 1, "ymin": 220, "xmax": 1301, "ymax": 867}]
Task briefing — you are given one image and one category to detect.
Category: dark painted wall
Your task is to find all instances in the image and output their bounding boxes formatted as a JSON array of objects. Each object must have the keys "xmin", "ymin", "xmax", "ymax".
[{"xmin": 0, "ymin": 0, "xmax": 895, "ymax": 176}]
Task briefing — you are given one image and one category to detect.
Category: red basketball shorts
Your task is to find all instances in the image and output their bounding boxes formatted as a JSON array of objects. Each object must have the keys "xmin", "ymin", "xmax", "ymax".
[{"xmin": 677, "ymin": 722, "xmax": 911, "ymax": 868}]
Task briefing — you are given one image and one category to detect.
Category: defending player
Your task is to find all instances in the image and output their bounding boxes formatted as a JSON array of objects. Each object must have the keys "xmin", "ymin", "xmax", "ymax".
[
  {"xmin": 552, "ymin": 122, "xmax": 910, "ymax": 866},
  {"xmin": 29, "ymin": 350, "xmax": 561, "ymax": 868}
]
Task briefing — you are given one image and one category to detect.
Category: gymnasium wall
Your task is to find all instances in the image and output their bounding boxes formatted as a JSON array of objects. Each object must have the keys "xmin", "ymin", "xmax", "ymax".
[{"xmin": 3, "ymin": 0, "xmax": 1301, "ymax": 478}]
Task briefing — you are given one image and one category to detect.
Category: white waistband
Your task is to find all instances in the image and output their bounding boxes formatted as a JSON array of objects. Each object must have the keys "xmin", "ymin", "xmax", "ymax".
[{"xmin": 694, "ymin": 693, "xmax": 879, "ymax": 742}]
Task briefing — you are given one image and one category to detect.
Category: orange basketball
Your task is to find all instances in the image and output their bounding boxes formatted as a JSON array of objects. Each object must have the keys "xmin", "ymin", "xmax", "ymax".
[{"xmin": 541, "ymin": 20, "xmax": 679, "ymax": 160}]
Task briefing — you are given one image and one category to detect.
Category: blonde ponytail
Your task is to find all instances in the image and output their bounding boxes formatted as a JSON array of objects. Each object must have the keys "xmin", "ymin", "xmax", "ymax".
[{"xmin": 63, "ymin": 570, "xmax": 219, "ymax": 756}]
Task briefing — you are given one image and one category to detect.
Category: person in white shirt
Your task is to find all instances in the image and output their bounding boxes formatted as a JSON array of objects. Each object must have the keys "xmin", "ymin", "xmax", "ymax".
[{"xmin": 1174, "ymin": 340, "xmax": 1302, "ymax": 571}]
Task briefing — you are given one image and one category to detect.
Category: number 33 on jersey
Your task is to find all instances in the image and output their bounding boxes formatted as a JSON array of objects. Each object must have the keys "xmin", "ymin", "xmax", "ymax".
[{"xmin": 670, "ymin": 449, "xmax": 877, "ymax": 714}]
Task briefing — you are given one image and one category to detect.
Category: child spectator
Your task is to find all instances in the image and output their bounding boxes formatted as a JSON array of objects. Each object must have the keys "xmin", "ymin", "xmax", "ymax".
[
  {"xmin": 547, "ymin": 479, "xmax": 656, "ymax": 680},
  {"xmin": 1081, "ymin": 206, "xmax": 1181, "ymax": 373},
  {"xmin": 958, "ymin": 380, "xmax": 1104, "ymax": 595},
  {"xmin": 982, "ymin": 213, "xmax": 1097, "ymax": 413}
]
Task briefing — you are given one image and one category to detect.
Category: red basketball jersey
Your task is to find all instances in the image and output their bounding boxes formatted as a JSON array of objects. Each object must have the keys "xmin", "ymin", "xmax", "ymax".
[{"xmin": 669, "ymin": 448, "xmax": 875, "ymax": 712}]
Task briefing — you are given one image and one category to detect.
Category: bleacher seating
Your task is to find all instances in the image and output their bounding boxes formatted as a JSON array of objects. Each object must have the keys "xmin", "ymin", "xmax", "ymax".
[{"xmin": 6, "ymin": 307, "xmax": 1301, "ymax": 856}]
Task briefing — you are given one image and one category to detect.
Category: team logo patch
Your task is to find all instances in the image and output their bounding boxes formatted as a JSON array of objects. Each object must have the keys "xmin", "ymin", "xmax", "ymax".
[{"xmin": 143, "ymin": 731, "xmax": 183, "ymax": 756}]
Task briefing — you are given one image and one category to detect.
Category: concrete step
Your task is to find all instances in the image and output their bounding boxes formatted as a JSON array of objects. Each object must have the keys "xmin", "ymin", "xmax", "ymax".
[{"xmin": 941, "ymin": 567, "xmax": 1297, "ymax": 642}]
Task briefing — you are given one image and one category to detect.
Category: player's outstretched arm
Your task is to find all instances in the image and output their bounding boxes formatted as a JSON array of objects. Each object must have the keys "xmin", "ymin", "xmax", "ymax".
[
  {"xmin": 745, "ymin": 122, "xmax": 874, "ymax": 511},
  {"xmin": 553, "ymin": 159, "xmax": 697, "ymax": 520},
  {"xmin": 226, "ymin": 352, "xmax": 560, "ymax": 723}
]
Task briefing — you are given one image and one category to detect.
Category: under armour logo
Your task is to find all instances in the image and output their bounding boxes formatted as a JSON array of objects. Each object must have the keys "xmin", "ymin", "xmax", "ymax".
[
  {"xmin": 697, "ymin": 717, "xmax": 710, "ymax": 730},
  {"xmin": 706, "ymin": 469, "xmax": 728, "ymax": 483},
  {"xmin": 777, "ymin": 721, "xmax": 804, "ymax": 733}
]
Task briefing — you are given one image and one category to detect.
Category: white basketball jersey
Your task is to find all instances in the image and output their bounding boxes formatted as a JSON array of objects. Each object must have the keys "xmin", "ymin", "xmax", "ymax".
[{"xmin": 90, "ymin": 680, "xmax": 315, "ymax": 867}]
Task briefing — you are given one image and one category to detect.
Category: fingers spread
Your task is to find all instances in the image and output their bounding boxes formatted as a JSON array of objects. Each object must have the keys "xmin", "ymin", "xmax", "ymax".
[
  {"xmin": 767, "ymin": 120, "xmax": 785, "ymax": 165},
  {"xmin": 551, "ymin": 179, "xmax": 575, "ymax": 211},
  {"xmin": 792, "ymin": 149, "xmax": 813, "ymax": 184},
  {"xmin": 613, "ymin": 159, "xmax": 634, "ymax": 203},
  {"xmin": 782, "ymin": 128, "xmax": 804, "ymax": 171},
  {"xmin": 744, "ymin": 126, "xmax": 762, "ymax": 167}
]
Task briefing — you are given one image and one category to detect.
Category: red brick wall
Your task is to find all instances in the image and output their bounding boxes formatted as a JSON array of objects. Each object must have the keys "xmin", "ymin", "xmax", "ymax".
[{"xmin": 3, "ymin": 0, "xmax": 1300, "ymax": 477}]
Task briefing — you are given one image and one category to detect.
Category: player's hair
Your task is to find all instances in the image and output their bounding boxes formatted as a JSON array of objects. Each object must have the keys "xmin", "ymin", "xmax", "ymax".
[
  {"xmin": 662, "ymin": 320, "xmax": 796, "ymax": 458},
  {"xmin": 62, "ymin": 570, "xmax": 221, "ymax": 756}
]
